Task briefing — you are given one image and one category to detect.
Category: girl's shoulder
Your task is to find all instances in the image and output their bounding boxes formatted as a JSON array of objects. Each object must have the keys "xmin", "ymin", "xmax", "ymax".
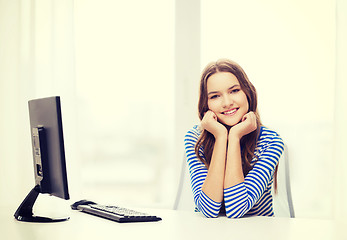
[
  {"xmin": 258, "ymin": 125, "xmax": 282, "ymax": 139},
  {"xmin": 184, "ymin": 124, "xmax": 202, "ymax": 141},
  {"xmin": 257, "ymin": 125, "xmax": 284, "ymax": 151}
]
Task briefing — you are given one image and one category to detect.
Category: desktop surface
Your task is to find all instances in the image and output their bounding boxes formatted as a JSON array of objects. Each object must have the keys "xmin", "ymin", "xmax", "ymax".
[{"xmin": 1, "ymin": 205, "xmax": 338, "ymax": 240}]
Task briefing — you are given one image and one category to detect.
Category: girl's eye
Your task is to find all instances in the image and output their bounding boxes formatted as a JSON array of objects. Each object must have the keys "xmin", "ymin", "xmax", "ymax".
[
  {"xmin": 209, "ymin": 95, "xmax": 219, "ymax": 100},
  {"xmin": 230, "ymin": 89, "xmax": 240, "ymax": 94}
]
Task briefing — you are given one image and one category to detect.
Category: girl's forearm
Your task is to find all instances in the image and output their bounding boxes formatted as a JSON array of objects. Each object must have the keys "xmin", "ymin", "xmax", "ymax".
[
  {"xmin": 201, "ymin": 135, "xmax": 228, "ymax": 203},
  {"xmin": 224, "ymin": 136, "xmax": 244, "ymax": 189}
]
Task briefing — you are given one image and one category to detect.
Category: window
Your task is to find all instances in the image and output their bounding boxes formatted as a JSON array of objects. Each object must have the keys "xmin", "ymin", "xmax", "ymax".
[{"xmin": 74, "ymin": 0, "xmax": 175, "ymax": 207}]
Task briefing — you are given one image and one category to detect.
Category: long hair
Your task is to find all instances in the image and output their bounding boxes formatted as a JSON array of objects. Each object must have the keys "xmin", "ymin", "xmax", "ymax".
[{"xmin": 194, "ymin": 59, "xmax": 278, "ymax": 190}]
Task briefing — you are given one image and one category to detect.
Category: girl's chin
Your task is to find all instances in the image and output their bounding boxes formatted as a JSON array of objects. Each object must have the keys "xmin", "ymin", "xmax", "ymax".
[{"xmin": 219, "ymin": 119, "xmax": 241, "ymax": 127}]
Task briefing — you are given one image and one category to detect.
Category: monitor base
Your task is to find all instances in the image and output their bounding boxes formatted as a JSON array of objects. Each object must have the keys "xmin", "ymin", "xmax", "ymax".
[{"xmin": 14, "ymin": 185, "xmax": 69, "ymax": 223}]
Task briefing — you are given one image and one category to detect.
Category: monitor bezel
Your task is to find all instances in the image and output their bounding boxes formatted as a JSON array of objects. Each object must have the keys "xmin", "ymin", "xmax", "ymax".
[{"xmin": 28, "ymin": 96, "xmax": 69, "ymax": 199}]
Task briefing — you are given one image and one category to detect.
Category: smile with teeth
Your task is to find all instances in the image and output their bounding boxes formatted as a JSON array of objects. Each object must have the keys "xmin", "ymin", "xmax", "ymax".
[{"xmin": 222, "ymin": 108, "xmax": 238, "ymax": 116}]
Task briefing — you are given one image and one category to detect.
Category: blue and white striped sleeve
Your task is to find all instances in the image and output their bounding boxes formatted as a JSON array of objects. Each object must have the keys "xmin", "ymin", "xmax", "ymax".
[
  {"xmin": 224, "ymin": 134, "xmax": 284, "ymax": 218},
  {"xmin": 184, "ymin": 126, "xmax": 222, "ymax": 218}
]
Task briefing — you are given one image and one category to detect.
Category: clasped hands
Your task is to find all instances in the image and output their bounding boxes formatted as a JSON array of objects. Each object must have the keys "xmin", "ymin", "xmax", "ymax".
[{"xmin": 201, "ymin": 110, "xmax": 257, "ymax": 140}]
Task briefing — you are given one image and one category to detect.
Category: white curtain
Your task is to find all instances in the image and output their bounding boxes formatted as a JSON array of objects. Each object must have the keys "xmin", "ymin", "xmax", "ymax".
[
  {"xmin": 0, "ymin": 0, "xmax": 76, "ymax": 206},
  {"xmin": 0, "ymin": 0, "xmax": 176, "ymax": 209}
]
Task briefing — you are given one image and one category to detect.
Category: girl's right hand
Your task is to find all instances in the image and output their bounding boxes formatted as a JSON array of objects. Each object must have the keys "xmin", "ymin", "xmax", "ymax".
[{"xmin": 201, "ymin": 110, "xmax": 228, "ymax": 139}]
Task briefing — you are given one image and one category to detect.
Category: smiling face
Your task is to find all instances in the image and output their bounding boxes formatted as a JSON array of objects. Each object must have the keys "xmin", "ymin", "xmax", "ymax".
[{"xmin": 207, "ymin": 72, "xmax": 249, "ymax": 127}]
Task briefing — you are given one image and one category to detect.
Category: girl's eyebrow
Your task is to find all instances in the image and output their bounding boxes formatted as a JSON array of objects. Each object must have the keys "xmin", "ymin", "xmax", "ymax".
[{"xmin": 208, "ymin": 84, "xmax": 240, "ymax": 96}]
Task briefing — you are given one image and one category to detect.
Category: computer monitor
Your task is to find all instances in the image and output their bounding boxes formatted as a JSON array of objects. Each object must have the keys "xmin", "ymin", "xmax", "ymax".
[{"xmin": 14, "ymin": 96, "xmax": 70, "ymax": 222}]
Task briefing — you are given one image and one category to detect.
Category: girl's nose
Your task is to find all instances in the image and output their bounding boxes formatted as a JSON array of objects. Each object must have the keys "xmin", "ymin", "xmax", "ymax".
[{"xmin": 222, "ymin": 95, "xmax": 233, "ymax": 108}]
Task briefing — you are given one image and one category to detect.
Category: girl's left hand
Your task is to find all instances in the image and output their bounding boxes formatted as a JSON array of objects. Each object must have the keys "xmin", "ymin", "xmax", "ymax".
[{"xmin": 229, "ymin": 111, "xmax": 257, "ymax": 140}]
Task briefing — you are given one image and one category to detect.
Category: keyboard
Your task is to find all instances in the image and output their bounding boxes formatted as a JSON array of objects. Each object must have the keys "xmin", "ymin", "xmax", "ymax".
[{"xmin": 71, "ymin": 200, "xmax": 162, "ymax": 223}]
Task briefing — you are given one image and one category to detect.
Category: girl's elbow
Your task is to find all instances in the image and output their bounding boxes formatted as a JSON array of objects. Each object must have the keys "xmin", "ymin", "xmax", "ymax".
[
  {"xmin": 197, "ymin": 206, "xmax": 219, "ymax": 218},
  {"xmin": 204, "ymin": 213, "xmax": 219, "ymax": 218},
  {"xmin": 226, "ymin": 213, "xmax": 243, "ymax": 219},
  {"xmin": 225, "ymin": 201, "xmax": 251, "ymax": 218},
  {"xmin": 200, "ymin": 210, "xmax": 219, "ymax": 218},
  {"xmin": 225, "ymin": 207, "xmax": 248, "ymax": 218}
]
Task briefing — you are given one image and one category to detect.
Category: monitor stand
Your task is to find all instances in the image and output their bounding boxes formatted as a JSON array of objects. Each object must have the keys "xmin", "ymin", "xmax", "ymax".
[{"xmin": 14, "ymin": 185, "xmax": 69, "ymax": 223}]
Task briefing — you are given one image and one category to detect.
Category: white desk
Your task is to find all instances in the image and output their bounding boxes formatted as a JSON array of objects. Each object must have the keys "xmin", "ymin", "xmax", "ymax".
[{"xmin": 1, "ymin": 206, "xmax": 339, "ymax": 240}]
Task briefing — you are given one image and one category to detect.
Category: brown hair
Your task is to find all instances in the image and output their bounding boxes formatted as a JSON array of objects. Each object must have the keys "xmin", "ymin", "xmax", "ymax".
[{"xmin": 194, "ymin": 59, "xmax": 277, "ymax": 189}]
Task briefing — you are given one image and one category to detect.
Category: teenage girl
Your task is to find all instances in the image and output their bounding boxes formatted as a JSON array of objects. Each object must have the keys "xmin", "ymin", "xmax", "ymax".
[{"xmin": 184, "ymin": 59, "xmax": 284, "ymax": 218}]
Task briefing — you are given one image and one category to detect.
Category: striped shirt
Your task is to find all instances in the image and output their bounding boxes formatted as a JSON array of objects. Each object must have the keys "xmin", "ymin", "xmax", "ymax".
[{"xmin": 184, "ymin": 125, "xmax": 284, "ymax": 218}]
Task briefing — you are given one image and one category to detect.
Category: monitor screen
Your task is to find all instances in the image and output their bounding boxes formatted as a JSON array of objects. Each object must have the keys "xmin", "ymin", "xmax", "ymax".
[
  {"xmin": 28, "ymin": 96, "xmax": 69, "ymax": 199},
  {"xmin": 14, "ymin": 96, "xmax": 70, "ymax": 222}
]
